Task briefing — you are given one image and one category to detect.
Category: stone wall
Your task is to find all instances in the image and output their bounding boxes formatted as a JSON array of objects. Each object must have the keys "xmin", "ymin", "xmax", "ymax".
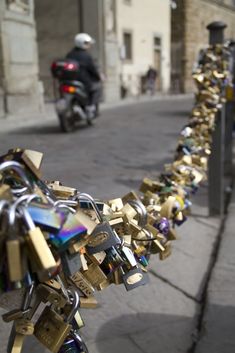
[
  {"xmin": 34, "ymin": 0, "xmax": 80, "ymax": 99},
  {"xmin": 35, "ymin": 0, "xmax": 120, "ymax": 103},
  {"xmin": 0, "ymin": 0, "xmax": 43, "ymax": 117},
  {"xmin": 171, "ymin": 0, "xmax": 235, "ymax": 92}
]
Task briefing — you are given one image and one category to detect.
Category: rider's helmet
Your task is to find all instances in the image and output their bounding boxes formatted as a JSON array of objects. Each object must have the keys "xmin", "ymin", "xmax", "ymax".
[{"xmin": 74, "ymin": 33, "xmax": 95, "ymax": 50}]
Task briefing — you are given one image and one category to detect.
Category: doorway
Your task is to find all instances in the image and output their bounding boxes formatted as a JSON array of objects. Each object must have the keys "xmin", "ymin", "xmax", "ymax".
[{"xmin": 153, "ymin": 36, "xmax": 162, "ymax": 91}]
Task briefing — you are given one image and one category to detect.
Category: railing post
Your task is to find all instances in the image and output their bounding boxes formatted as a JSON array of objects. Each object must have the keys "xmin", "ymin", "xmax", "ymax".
[
  {"xmin": 208, "ymin": 107, "xmax": 225, "ymax": 216},
  {"xmin": 207, "ymin": 21, "xmax": 227, "ymax": 216},
  {"xmin": 224, "ymin": 41, "xmax": 235, "ymax": 179}
]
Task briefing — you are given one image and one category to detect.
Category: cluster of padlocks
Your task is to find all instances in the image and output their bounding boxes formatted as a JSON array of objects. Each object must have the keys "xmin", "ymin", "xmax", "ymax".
[{"xmin": 0, "ymin": 43, "xmax": 232, "ymax": 353}]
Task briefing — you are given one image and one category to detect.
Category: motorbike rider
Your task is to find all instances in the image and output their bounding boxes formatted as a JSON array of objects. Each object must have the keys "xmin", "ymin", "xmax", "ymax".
[{"xmin": 66, "ymin": 33, "xmax": 102, "ymax": 118}]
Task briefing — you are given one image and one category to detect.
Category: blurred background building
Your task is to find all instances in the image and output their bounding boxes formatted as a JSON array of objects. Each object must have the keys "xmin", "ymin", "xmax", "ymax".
[
  {"xmin": 1, "ymin": 0, "xmax": 235, "ymax": 118},
  {"xmin": 171, "ymin": 0, "xmax": 235, "ymax": 93},
  {"xmin": 35, "ymin": 0, "xmax": 171, "ymax": 101},
  {"xmin": 0, "ymin": 0, "xmax": 43, "ymax": 118}
]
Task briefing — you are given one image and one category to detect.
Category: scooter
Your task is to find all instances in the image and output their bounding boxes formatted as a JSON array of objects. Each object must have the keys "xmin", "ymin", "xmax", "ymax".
[{"xmin": 51, "ymin": 59, "xmax": 98, "ymax": 133}]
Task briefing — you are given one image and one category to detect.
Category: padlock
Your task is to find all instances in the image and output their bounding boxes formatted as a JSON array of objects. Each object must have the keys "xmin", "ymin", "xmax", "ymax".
[
  {"xmin": 4, "ymin": 149, "xmax": 43, "ymax": 179},
  {"xmin": 27, "ymin": 202, "xmax": 65, "ymax": 233},
  {"xmin": 20, "ymin": 207, "xmax": 57, "ymax": 277},
  {"xmin": 7, "ymin": 326, "xmax": 26, "ymax": 353},
  {"xmin": 35, "ymin": 283, "xmax": 68, "ymax": 308},
  {"xmin": 127, "ymin": 200, "xmax": 148, "ymax": 228},
  {"xmin": 6, "ymin": 205, "xmax": 24, "ymax": 284},
  {"xmin": 69, "ymin": 271, "xmax": 95, "ymax": 298},
  {"xmin": 121, "ymin": 246, "xmax": 137, "ymax": 267},
  {"xmin": 58, "ymin": 331, "xmax": 89, "ymax": 353},
  {"xmin": 79, "ymin": 296, "xmax": 98, "ymax": 309},
  {"xmin": 2, "ymin": 282, "xmax": 35, "ymax": 323},
  {"xmin": 61, "ymin": 250, "xmax": 82, "ymax": 277},
  {"xmin": 34, "ymin": 289, "xmax": 80, "ymax": 353},
  {"xmin": 0, "ymin": 201, "xmax": 10, "ymax": 292},
  {"xmin": 76, "ymin": 193, "xmax": 121, "ymax": 254},
  {"xmin": 65, "ymin": 289, "xmax": 84, "ymax": 330},
  {"xmin": 0, "ymin": 184, "xmax": 13, "ymax": 201},
  {"xmin": 49, "ymin": 211, "xmax": 87, "ymax": 251},
  {"xmin": 15, "ymin": 318, "xmax": 34, "ymax": 336},
  {"xmin": 99, "ymin": 247, "xmax": 123, "ymax": 275},
  {"xmin": 121, "ymin": 266, "xmax": 148, "ymax": 291},
  {"xmin": 0, "ymin": 160, "xmax": 34, "ymax": 194},
  {"xmin": 86, "ymin": 222, "xmax": 121, "ymax": 254},
  {"xmin": 81, "ymin": 263, "xmax": 107, "ymax": 289}
]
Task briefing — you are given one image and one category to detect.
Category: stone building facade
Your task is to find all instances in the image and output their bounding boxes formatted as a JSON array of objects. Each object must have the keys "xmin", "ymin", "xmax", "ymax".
[
  {"xmin": 116, "ymin": 0, "xmax": 171, "ymax": 96},
  {"xmin": 0, "ymin": 0, "xmax": 43, "ymax": 118},
  {"xmin": 35, "ymin": 0, "xmax": 171, "ymax": 101},
  {"xmin": 171, "ymin": 0, "xmax": 235, "ymax": 93},
  {"xmin": 0, "ymin": 0, "xmax": 171, "ymax": 118},
  {"xmin": 35, "ymin": 0, "xmax": 120, "ymax": 103}
]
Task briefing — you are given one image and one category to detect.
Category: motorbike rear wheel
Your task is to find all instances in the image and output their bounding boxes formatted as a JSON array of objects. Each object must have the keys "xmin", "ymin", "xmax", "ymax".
[
  {"xmin": 86, "ymin": 117, "xmax": 93, "ymax": 126},
  {"xmin": 58, "ymin": 113, "xmax": 76, "ymax": 132}
]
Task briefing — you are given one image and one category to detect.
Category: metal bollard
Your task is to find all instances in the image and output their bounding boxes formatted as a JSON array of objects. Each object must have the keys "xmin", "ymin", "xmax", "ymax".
[
  {"xmin": 207, "ymin": 21, "xmax": 230, "ymax": 216},
  {"xmin": 208, "ymin": 106, "xmax": 225, "ymax": 216}
]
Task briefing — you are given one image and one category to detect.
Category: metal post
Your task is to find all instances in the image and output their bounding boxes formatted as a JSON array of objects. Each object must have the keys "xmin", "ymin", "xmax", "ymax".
[
  {"xmin": 207, "ymin": 21, "xmax": 227, "ymax": 216},
  {"xmin": 206, "ymin": 21, "xmax": 227, "ymax": 45},
  {"xmin": 208, "ymin": 107, "xmax": 225, "ymax": 216},
  {"xmin": 224, "ymin": 41, "xmax": 235, "ymax": 178},
  {"xmin": 224, "ymin": 102, "xmax": 234, "ymax": 177}
]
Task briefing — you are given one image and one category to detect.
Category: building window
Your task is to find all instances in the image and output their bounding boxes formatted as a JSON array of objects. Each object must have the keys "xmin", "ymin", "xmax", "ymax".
[
  {"xmin": 123, "ymin": 32, "xmax": 133, "ymax": 60},
  {"xmin": 154, "ymin": 37, "xmax": 162, "ymax": 48}
]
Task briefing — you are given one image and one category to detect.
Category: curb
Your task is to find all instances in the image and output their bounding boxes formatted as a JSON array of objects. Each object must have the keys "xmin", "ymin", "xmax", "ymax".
[{"xmin": 0, "ymin": 93, "xmax": 193, "ymax": 133}]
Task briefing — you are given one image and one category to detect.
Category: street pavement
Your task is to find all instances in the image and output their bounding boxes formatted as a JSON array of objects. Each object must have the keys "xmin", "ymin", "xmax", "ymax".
[{"xmin": 0, "ymin": 95, "xmax": 234, "ymax": 353}]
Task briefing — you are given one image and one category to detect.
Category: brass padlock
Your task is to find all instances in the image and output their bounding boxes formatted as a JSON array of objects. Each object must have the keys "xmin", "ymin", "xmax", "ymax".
[
  {"xmin": 3, "ymin": 204, "xmax": 26, "ymax": 284},
  {"xmin": 70, "ymin": 271, "xmax": 95, "ymax": 298},
  {"xmin": 20, "ymin": 207, "xmax": 57, "ymax": 277},
  {"xmin": 15, "ymin": 318, "xmax": 34, "ymax": 336},
  {"xmin": 34, "ymin": 289, "xmax": 80, "ymax": 353}
]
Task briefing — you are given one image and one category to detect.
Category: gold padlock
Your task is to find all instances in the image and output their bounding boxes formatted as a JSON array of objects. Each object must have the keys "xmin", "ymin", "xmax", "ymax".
[
  {"xmin": 15, "ymin": 318, "xmax": 34, "ymax": 336},
  {"xmin": 34, "ymin": 290, "xmax": 79, "ymax": 353}
]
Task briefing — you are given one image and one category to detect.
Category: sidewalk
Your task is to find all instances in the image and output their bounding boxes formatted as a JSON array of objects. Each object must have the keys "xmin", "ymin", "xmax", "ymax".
[
  {"xmin": 9, "ymin": 185, "xmax": 230, "ymax": 353},
  {"xmin": 195, "ymin": 188, "xmax": 235, "ymax": 353},
  {"xmin": 0, "ymin": 93, "xmax": 193, "ymax": 133}
]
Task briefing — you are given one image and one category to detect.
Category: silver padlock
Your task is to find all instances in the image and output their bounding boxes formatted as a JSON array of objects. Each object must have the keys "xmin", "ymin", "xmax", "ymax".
[{"xmin": 0, "ymin": 161, "xmax": 34, "ymax": 194}]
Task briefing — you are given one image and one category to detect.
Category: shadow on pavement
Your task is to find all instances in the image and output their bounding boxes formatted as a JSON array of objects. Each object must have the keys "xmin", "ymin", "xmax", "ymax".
[
  {"xmin": 94, "ymin": 304, "xmax": 235, "ymax": 353},
  {"xmin": 94, "ymin": 312, "xmax": 193, "ymax": 353},
  {"xmin": 6, "ymin": 122, "xmax": 92, "ymax": 135},
  {"xmin": 155, "ymin": 110, "xmax": 190, "ymax": 118}
]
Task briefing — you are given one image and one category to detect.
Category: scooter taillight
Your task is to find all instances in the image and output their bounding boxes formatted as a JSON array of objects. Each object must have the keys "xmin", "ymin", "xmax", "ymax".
[
  {"xmin": 63, "ymin": 62, "xmax": 78, "ymax": 71},
  {"xmin": 60, "ymin": 85, "xmax": 76, "ymax": 94}
]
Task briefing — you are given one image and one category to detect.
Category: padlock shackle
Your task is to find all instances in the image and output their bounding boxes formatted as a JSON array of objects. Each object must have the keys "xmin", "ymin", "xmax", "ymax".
[
  {"xmin": 57, "ymin": 204, "xmax": 76, "ymax": 214},
  {"xmin": 54, "ymin": 200, "xmax": 78, "ymax": 207},
  {"xmin": 25, "ymin": 194, "xmax": 42, "ymax": 206},
  {"xmin": 75, "ymin": 193, "xmax": 103, "ymax": 223},
  {"xmin": 128, "ymin": 200, "xmax": 148, "ymax": 228},
  {"xmin": 66, "ymin": 289, "xmax": 80, "ymax": 323},
  {"xmin": 22, "ymin": 282, "xmax": 35, "ymax": 311},
  {"xmin": 19, "ymin": 207, "xmax": 35, "ymax": 231},
  {"xmin": 0, "ymin": 200, "xmax": 9, "ymax": 213},
  {"xmin": 8, "ymin": 194, "xmax": 40, "ymax": 226},
  {"xmin": 0, "ymin": 161, "xmax": 34, "ymax": 193}
]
